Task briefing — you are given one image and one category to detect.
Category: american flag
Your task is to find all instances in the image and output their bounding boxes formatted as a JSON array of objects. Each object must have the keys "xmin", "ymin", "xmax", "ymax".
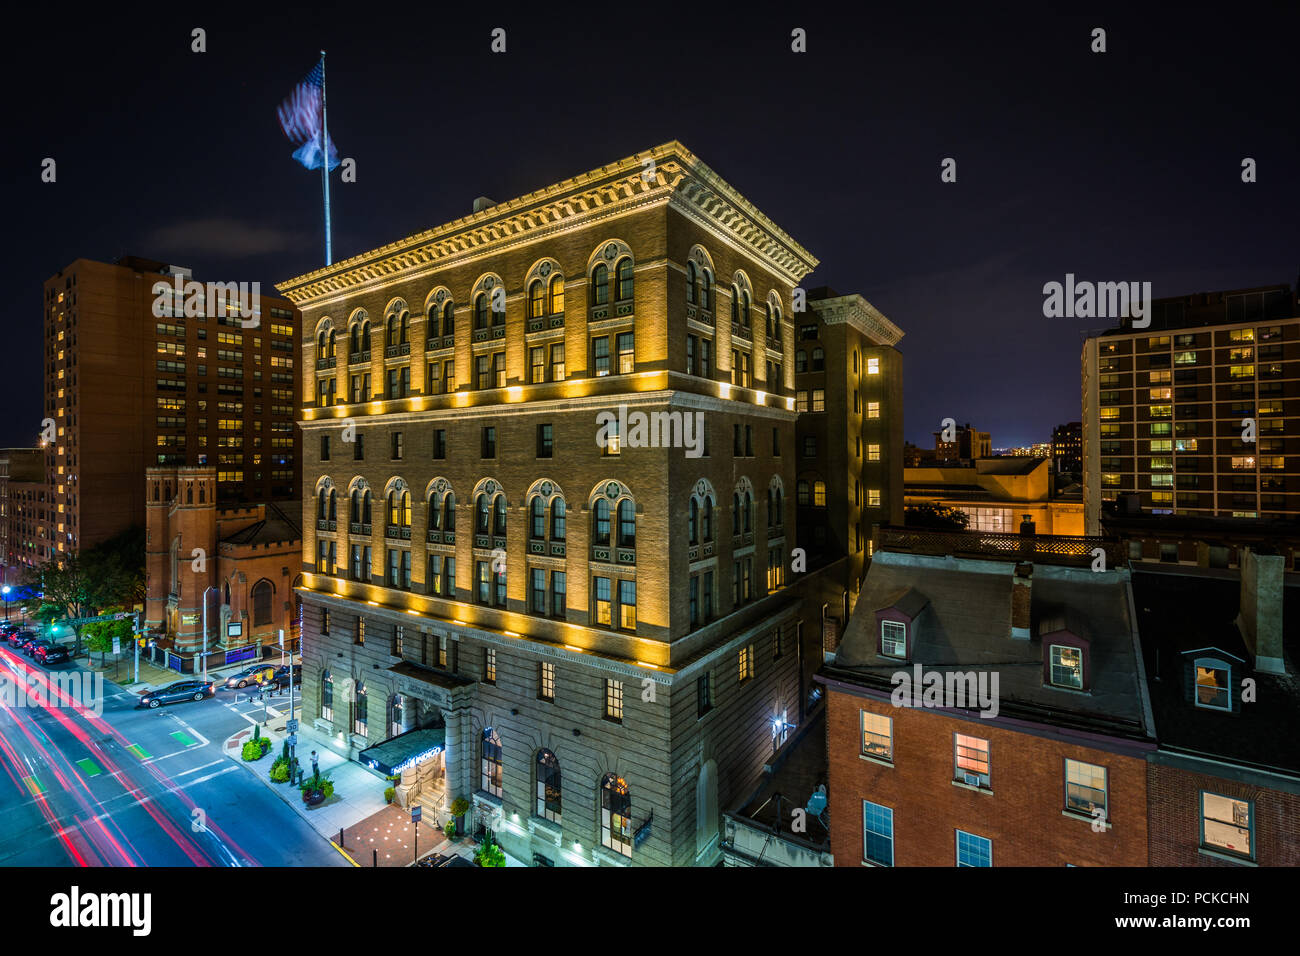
[{"xmin": 276, "ymin": 60, "xmax": 340, "ymax": 171}]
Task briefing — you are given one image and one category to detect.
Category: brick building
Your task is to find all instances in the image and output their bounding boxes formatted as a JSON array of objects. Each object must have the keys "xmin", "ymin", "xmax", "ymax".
[
  {"xmin": 278, "ymin": 142, "xmax": 831, "ymax": 866},
  {"xmin": 905, "ymin": 457, "xmax": 1085, "ymax": 536},
  {"xmin": 1081, "ymin": 283, "xmax": 1300, "ymax": 533},
  {"xmin": 144, "ymin": 466, "xmax": 302, "ymax": 663},
  {"xmin": 0, "ymin": 447, "xmax": 45, "ymax": 584},
  {"xmin": 820, "ymin": 532, "xmax": 1154, "ymax": 866},
  {"xmin": 1134, "ymin": 557, "xmax": 1299, "ymax": 866},
  {"xmin": 40, "ymin": 256, "xmax": 302, "ymax": 562}
]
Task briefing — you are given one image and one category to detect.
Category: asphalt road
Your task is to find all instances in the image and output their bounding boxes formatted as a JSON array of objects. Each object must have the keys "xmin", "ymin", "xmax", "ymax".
[{"xmin": 0, "ymin": 645, "xmax": 346, "ymax": 867}]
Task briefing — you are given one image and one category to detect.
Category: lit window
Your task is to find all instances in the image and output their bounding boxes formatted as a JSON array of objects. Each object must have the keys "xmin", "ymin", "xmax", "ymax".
[
  {"xmin": 868, "ymin": 443, "xmax": 880, "ymax": 461},
  {"xmin": 954, "ymin": 735, "xmax": 990, "ymax": 788},
  {"xmin": 867, "ymin": 401, "xmax": 880, "ymax": 419},
  {"xmin": 1194, "ymin": 658, "xmax": 1230, "ymax": 710},
  {"xmin": 866, "ymin": 357, "xmax": 880, "ymax": 375},
  {"xmin": 868, "ymin": 489, "xmax": 881, "ymax": 508},
  {"xmin": 861, "ymin": 711, "xmax": 893, "ymax": 760},
  {"xmin": 880, "ymin": 620, "xmax": 906, "ymax": 658},
  {"xmin": 1201, "ymin": 792, "xmax": 1252, "ymax": 859},
  {"xmin": 1049, "ymin": 644, "xmax": 1083, "ymax": 689},
  {"xmin": 1064, "ymin": 759, "xmax": 1107, "ymax": 818}
]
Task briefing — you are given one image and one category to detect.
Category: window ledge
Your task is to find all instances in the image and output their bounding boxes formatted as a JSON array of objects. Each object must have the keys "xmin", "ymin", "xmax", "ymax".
[
  {"xmin": 951, "ymin": 780, "xmax": 993, "ymax": 795},
  {"xmin": 592, "ymin": 846, "xmax": 631, "ymax": 867},
  {"xmin": 859, "ymin": 753, "xmax": 894, "ymax": 768},
  {"xmin": 527, "ymin": 815, "xmax": 563, "ymax": 845},
  {"xmin": 1197, "ymin": 846, "xmax": 1256, "ymax": 867},
  {"xmin": 1062, "ymin": 809, "xmax": 1110, "ymax": 829}
]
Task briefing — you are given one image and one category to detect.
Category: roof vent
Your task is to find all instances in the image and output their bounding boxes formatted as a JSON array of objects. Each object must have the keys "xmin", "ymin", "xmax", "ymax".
[{"xmin": 472, "ymin": 196, "xmax": 496, "ymax": 214}]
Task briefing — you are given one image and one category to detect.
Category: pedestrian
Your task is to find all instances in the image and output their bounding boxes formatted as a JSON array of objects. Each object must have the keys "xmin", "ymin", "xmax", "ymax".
[{"xmin": 311, "ymin": 750, "xmax": 319, "ymax": 776}]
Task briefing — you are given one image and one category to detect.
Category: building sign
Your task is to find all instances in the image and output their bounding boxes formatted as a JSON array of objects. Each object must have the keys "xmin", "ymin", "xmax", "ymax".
[
  {"xmin": 181, "ymin": 613, "xmax": 199, "ymax": 626},
  {"xmin": 227, "ymin": 621, "xmax": 243, "ymax": 637}
]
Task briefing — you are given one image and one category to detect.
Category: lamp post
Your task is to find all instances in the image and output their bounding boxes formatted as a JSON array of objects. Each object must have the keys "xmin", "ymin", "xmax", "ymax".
[
  {"xmin": 201, "ymin": 586, "xmax": 219, "ymax": 681},
  {"xmin": 2, "ymin": 585, "xmax": 10, "ymax": 623}
]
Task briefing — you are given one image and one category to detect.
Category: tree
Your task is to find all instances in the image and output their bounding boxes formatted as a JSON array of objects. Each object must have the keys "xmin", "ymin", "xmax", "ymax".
[
  {"xmin": 904, "ymin": 504, "xmax": 970, "ymax": 532},
  {"xmin": 19, "ymin": 556, "xmax": 94, "ymax": 657}
]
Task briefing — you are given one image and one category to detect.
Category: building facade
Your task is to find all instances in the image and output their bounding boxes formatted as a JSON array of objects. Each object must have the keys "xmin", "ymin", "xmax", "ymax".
[
  {"xmin": 40, "ymin": 256, "xmax": 302, "ymax": 562},
  {"xmin": 0, "ymin": 448, "xmax": 45, "ymax": 584},
  {"xmin": 905, "ymin": 457, "xmax": 1085, "ymax": 536},
  {"xmin": 279, "ymin": 142, "xmax": 828, "ymax": 866},
  {"xmin": 1081, "ymin": 283, "xmax": 1300, "ymax": 534},
  {"xmin": 144, "ymin": 466, "xmax": 302, "ymax": 661},
  {"xmin": 821, "ymin": 533, "xmax": 1154, "ymax": 866},
  {"xmin": 1052, "ymin": 421, "xmax": 1082, "ymax": 474}
]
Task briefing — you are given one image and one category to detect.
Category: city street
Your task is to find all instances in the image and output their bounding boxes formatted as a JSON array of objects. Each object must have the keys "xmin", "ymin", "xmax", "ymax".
[{"xmin": 0, "ymin": 646, "xmax": 346, "ymax": 867}]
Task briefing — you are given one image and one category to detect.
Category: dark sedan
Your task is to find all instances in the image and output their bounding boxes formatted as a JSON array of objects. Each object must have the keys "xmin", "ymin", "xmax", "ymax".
[
  {"xmin": 22, "ymin": 639, "xmax": 53, "ymax": 658},
  {"xmin": 260, "ymin": 663, "xmax": 302, "ymax": 690},
  {"xmin": 138, "ymin": 679, "xmax": 216, "ymax": 708},
  {"xmin": 34, "ymin": 644, "xmax": 70, "ymax": 665},
  {"xmin": 6, "ymin": 630, "xmax": 35, "ymax": 648},
  {"xmin": 16, "ymin": 633, "xmax": 45, "ymax": 654}
]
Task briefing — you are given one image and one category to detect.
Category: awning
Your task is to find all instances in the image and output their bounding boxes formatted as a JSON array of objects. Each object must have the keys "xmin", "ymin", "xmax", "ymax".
[{"xmin": 358, "ymin": 727, "xmax": 445, "ymax": 776}]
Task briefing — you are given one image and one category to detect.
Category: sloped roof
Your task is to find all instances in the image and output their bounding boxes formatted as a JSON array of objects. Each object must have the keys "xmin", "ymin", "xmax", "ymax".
[{"xmin": 220, "ymin": 501, "xmax": 302, "ymax": 546}]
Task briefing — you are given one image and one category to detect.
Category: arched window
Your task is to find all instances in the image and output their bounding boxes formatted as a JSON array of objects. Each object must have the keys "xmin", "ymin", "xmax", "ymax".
[
  {"xmin": 362, "ymin": 490, "xmax": 372, "ymax": 525},
  {"xmin": 351, "ymin": 490, "xmax": 361, "ymax": 523},
  {"xmin": 593, "ymin": 499, "xmax": 610, "ymax": 546},
  {"xmin": 443, "ymin": 492, "xmax": 456, "ymax": 531},
  {"xmin": 617, "ymin": 499, "xmax": 635, "ymax": 547},
  {"xmin": 600, "ymin": 773, "xmax": 632, "ymax": 857},
  {"xmin": 742, "ymin": 290, "xmax": 751, "ymax": 329},
  {"xmin": 732, "ymin": 492, "xmax": 741, "ymax": 532},
  {"xmin": 388, "ymin": 490, "xmax": 410, "ymax": 528},
  {"xmin": 592, "ymin": 263, "xmax": 609, "ymax": 306},
  {"xmin": 551, "ymin": 498, "xmax": 566, "ymax": 540},
  {"xmin": 493, "ymin": 495, "xmax": 506, "ymax": 536},
  {"xmin": 531, "ymin": 496, "xmax": 545, "ymax": 539},
  {"xmin": 615, "ymin": 258, "xmax": 634, "ymax": 301},
  {"xmin": 252, "ymin": 579, "xmax": 273, "ymax": 627},
  {"xmin": 321, "ymin": 669, "xmax": 334, "ymax": 721},
  {"xmin": 775, "ymin": 487, "xmax": 784, "ymax": 526},
  {"xmin": 537, "ymin": 750, "xmax": 561, "ymax": 823},
  {"xmin": 686, "ymin": 261, "xmax": 697, "ymax": 305},
  {"xmin": 744, "ymin": 491, "xmax": 753, "ymax": 533},
  {"xmin": 701, "ymin": 270, "xmax": 712, "ymax": 310},
  {"xmin": 386, "ymin": 314, "xmax": 399, "ymax": 347},
  {"xmin": 328, "ymin": 489, "xmax": 337, "ymax": 522},
  {"xmin": 429, "ymin": 492, "xmax": 442, "ymax": 531},
  {"xmin": 482, "ymin": 728, "xmax": 503, "ymax": 797},
  {"xmin": 812, "ymin": 347, "xmax": 825, "ymax": 371},
  {"xmin": 702, "ymin": 496, "xmax": 714, "ymax": 542},
  {"xmin": 549, "ymin": 275, "xmax": 565, "ymax": 315},
  {"xmin": 765, "ymin": 303, "xmax": 774, "ymax": 337},
  {"xmin": 198, "ymin": 484, "xmax": 206, "ymax": 504},
  {"xmin": 476, "ymin": 494, "xmax": 490, "ymax": 534},
  {"xmin": 689, "ymin": 498, "xmax": 699, "ymax": 545},
  {"xmin": 317, "ymin": 330, "xmax": 328, "ymax": 353},
  {"xmin": 767, "ymin": 487, "xmax": 775, "ymax": 528},
  {"xmin": 187, "ymin": 484, "xmax": 193, "ymax": 504},
  {"xmin": 528, "ymin": 280, "xmax": 545, "ymax": 319},
  {"xmin": 400, "ymin": 311, "xmax": 410, "ymax": 344},
  {"xmin": 442, "ymin": 301, "xmax": 455, "ymax": 336},
  {"xmin": 354, "ymin": 682, "xmax": 367, "ymax": 735},
  {"xmin": 474, "ymin": 293, "xmax": 489, "ymax": 330},
  {"xmin": 349, "ymin": 324, "xmax": 360, "ymax": 354},
  {"xmin": 730, "ymin": 285, "xmax": 740, "ymax": 323}
]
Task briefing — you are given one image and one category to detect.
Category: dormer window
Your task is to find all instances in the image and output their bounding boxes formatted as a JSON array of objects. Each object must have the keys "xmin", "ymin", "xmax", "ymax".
[
  {"xmin": 881, "ymin": 621, "xmax": 907, "ymax": 658},
  {"xmin": 1048, "ymin": 644, "xmax": 1084, "ymax": 690},
  {"xmin": 1193, "ymin": 658, "xmax": 1231, "ymax": 711}
]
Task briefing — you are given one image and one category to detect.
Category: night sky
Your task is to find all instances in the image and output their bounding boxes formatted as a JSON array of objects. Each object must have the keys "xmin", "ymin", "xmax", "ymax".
[{"xmin": 5, "ymin": 5, "xmax": 1296, "ymax": 449}]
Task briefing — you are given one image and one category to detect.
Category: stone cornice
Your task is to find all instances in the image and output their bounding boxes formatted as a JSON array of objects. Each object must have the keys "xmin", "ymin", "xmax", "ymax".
[
  {"xmin": 276, "ymin": 142, "xmax": 819, "ymax": 308},
  {"xmin": 809, "ymin": 294, "xmax": 904, "ymax": 346}
]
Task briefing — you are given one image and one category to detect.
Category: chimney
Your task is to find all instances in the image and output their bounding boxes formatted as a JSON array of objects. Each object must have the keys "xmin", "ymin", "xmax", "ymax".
[
  {"xmin": 1011, "ymin": 562, "xmax": 1032, "ymax": 639},
  {"xmin": 1236, "ymin": 548, "xmax": 1285, "ymax": 674},
  {"xmin": 472, "ymin": 196, "xmax": 497, "ymax": 214}
]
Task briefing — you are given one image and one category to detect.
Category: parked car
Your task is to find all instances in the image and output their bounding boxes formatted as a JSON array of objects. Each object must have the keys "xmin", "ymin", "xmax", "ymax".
[
  {"xmin": 23, "ymin": 639, "xmax": 53, "ymax": 658},
  {"xmin": 260, "ymin": 663, "xmax": 302, "ymax": 690},
  {"xmin": 224, "ymin": 664, "xmax": 276, "ymax": 689},
  {"xmin": 6, "ymin": 629, "xmax": 34, "ymax": 648},
  {"xmin": 17, "ymin": 633, "xmax": 45, "ymax": 654},
  {"xmin": 0, "ymin": 621, "xmax": 21, "ymax": 635},
  {"xmin": 34, "ymin": 644, "xmax": 70, "ymax": 665},
  {"xmin": 138, "ymin": 680, "xmax": 216, "ymax": 708}
]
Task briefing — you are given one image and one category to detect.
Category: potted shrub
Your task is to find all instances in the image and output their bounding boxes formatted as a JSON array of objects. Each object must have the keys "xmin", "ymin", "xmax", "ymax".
[
  {"xmin": 384, "ymin": 786, "xmax": 396, "ymax": 805},
  {"xmin": 474, "ymin": 836, "xmax": 506, "ymax": 867},
  {"xmin": 241, "ymin": 739, "xmax": 267, "ymax": 762},
  {"xmin": 269, "ymin": 758, "xmax": 290, "ymax": 783},
  {"xmin": 300, "ymin": 771, "xmax": 335, "ymax": 807},
  {"xmin": 443, "ymin": 819, "xmax": 456, "ymax": 841},
  {"xmin": 449, "ymin": 796, "xmax": 469, "ymax": 835}
]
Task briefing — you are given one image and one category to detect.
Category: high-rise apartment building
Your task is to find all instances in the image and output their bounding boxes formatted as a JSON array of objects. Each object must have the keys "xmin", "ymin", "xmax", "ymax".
[
  {"xmin": 0, "ymin": 448, "xmax": 45, "ymax": 583},
  {"xmin": 40, "ymin": 256, "xmax": 302, "ymax": 560},
  {"xmin": 1081, "ymin": 283, "xmax": 1299, "ymax": 534},
  {"xmin": 1052, "ymin": 421, "xmax": 1082, "ymax": 474},
  {"xmin": 279, "ymin": 142, "xmax": 829, "ymax": 866}
]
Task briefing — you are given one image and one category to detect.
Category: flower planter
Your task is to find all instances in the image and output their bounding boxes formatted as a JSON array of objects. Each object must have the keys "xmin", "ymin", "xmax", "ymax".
[{"xmin": 303, "ymin": 789, "xmax": 326, "ymax": 807}]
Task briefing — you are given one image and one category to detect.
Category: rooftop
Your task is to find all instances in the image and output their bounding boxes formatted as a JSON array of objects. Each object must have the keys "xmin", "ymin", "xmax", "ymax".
[{"xmin": 220, "ymin": 501, "xmax": 302, "ymax": 547}]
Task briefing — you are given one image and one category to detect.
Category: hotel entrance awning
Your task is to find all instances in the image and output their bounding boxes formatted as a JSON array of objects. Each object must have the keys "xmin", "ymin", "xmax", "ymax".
[{"xmin": 358, "ymin": 727, "xmax": 446, "ymax": 776}]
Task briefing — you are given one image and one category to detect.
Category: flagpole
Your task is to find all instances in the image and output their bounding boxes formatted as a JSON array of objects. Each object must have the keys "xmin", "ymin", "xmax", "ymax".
[{"xmin": 319, "ymin": 50, "xmax": 332, "ymax": 266}]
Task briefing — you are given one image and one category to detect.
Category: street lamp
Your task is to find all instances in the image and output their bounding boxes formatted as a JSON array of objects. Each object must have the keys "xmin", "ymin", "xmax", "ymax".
[
  {"xmin": 2, "ymin": 586, "xmax": 10, "ymax": 622},
  {"xmin": 201, "ymin": 585, "xmax": 220, "ymax": 680}
]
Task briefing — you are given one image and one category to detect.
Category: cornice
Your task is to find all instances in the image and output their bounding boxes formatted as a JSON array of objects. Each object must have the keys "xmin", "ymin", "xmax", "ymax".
[
  {"xmin": 809, "ymin": 294, "xmax": 904, "ymax": 347},
  {"xmin": 277, "ymin": 142, "xmax": 819, "ymax": 308}
]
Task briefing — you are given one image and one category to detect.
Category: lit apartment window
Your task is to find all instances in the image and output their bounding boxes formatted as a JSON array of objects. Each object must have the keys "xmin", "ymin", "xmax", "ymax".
[
  {"xmin": 1201, "ymin": 792, "xmax": 1253, "ymax": 860},
  {"xmin": 1049, "ymin": 644, "xmax": 1083, "ymax": 689},
  {"xmin": 738, "ymin": 645, "xmax": 754, "ymax": 683},
  {"xmin": 812, "ymin": 388, "xmax": 825, "ymax": 412},
  {"xmin": 538, "ymin": 661, "xmax": 555, "ymax": 702},
  {"xmin": 593, "ymin": 336, "xmax": 610, "ymax": 376},
  {"xmin": 1064, "ymin": 759, "xmax": 1107, "ymax": 818},
  {"xmin": 868, "ymin": 443, "xmax": 880, "ymax": 461},
  {"xmin": 484, "ymin": 647, "xmax": 496, "ymax": 683},
  {"xmin": 861, "ymin": 711, "xmax": 893, "ymax": 760},
  {"xmin": 867, "ymin": 401, "xmax": 880, "ymax": 419},
  {"xmin": 1194, "ymin": 658, "xmax": 1231, "ymax": 710},
  {"xmin": 1230, "ymin": 456, "xmax": 1255, "ymax": 470},
  {"xmin": 867, "ymin": 357, "xmax": 880, "ymax": 375},
  {"xmin": 1173, "ymin": 351, "xmax": 1197, "ymax": 365},
  {"xmin": 955, "ymin": 735, "xmax": 991, "ymax": 788},
  {"xmin": 868, "ymin": 489, "xmax": 881, "ymax": 508}
]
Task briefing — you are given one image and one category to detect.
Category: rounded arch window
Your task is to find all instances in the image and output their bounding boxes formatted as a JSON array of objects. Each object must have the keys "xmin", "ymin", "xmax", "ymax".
[
  {"xmin": 537, "ymin": 749, "xmax": 561, "ymax": 822},
  {"xmin": 592, "ymin": 263, "xmax": 610, "ymax": 306}
]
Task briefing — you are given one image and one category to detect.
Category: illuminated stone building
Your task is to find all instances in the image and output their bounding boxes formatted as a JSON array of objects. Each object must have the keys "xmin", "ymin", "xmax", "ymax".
[{"xmin": 278, "ymin": 142, "xmax": 824, "ymax": 866}]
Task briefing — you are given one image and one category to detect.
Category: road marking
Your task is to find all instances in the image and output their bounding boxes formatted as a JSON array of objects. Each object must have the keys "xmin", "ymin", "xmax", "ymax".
[
  {"xmin": 22, "ymin": 775, "xmax": 45, "ymax": 797},
  {"xmin": 331, "ymin": 841, "xmax": 360, "ymax": 867},
  {"xmin": 173, "ymin": 759, "xmax": 223, "ymax": 778},
  {"xmin": 126, "ymin": 743, "xmax": 151, "ymax": 759},
  {"xmin": 75, "ymin": 758, "xmax": 102, "ymax": 777}
]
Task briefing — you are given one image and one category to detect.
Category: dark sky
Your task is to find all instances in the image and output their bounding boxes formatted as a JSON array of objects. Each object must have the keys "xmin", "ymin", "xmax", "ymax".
[{"xmin": 5, "ymin": 4, "xmax": 1296, "ymax": 449}]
